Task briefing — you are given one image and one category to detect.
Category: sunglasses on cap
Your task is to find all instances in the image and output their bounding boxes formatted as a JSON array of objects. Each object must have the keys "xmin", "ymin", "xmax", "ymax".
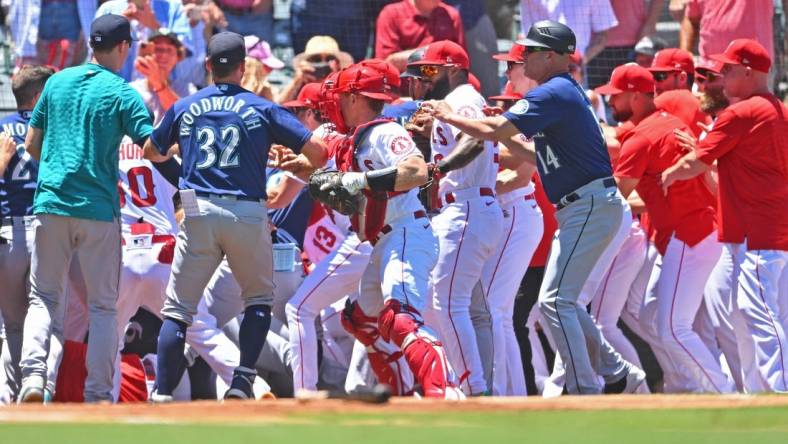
[
  {"xmin": 524, "ymin": 46, "xmax": 553, "ymax": 55},
  {"xmin": 306, "ymin": 53, "xmax": 338, "ymax": 64},
  {"xmin": 652, "ymin": 71, "xmax": 677, "ymax": 82},
  {"xmin": 506, "ymin": 61, "xmax": 524, "ymax": 71},
  {"xmin": 418, "ymin": 65, "xmax": 441, "ymax": 78}
]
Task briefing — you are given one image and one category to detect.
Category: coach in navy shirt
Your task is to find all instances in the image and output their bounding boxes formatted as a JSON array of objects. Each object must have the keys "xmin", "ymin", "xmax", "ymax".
[
  {"xmin": 422, "ymin": 20, "xmax": 646, "ymax": 396},
  {"xmin": 143, "ymin": 32, "xmax": 327, "ymax": 401}
]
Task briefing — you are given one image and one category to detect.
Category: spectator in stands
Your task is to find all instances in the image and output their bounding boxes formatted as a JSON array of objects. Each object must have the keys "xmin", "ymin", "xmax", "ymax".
[
  {"xmin": 131, "ymin": 30, "xmax": 188, "ymax": 122},
  {"xmin": 180, "ymin": 0, "xmax": 228, "ymax": 89},
  {"xmin": 215, "ymin": 0, "xmax": 273, "ymax": 43},
  {"xmin": 242, "ymin": 36, "xmax": 284, "ymax": 101},
  {"xmin": 277, "ymin": 35, "xmax": 352, "ymax": 104},
  {"xmin": 519, "ymin": 0, "xmax": 617, "ymax": 65},
  {"xmin": 375, "ymin": 0, "xmax": 465, "ymax": 72},
  {"xmin": 95, "ymin": 0, "xmax": 194, "ymax": 95},
  {"xmin": 632, "ymin": 35, "xmax": 667, "ymax": 68},
  {"xmin": 445, "ymin": 0, "xmax": 499, "ymax": 98},
  {"xmin": 585, "ymin": 0, "xmax": 665, "ymax": 89},
  {"xmin": 680, "ymin": 0, "xmax": 775, "ymax": 65},
  {"xmin": 290, "ymin": 0, "xmax": 387, "ymax": 63},
  {"xmin": 8, "ymin": 0, "xmax": 97, "ymax": 70}
]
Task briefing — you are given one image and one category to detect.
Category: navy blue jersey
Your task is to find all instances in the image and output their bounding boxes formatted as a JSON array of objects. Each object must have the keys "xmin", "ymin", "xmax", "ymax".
[
  {"xmin": 0, "ymin": 111, "xmax": 38, "ymax": 217},
  {"xmin": 382, "ymin": 100, "xmax": 420, "ymax": 127},
  {"xmin": 151, "ymin": 83, "xmax": 312, "ymax": 198},
  {"xmin": 266, "ymin": 168, "xmax": 313, "ymax": 250},
  {"xmin": 503, "ymin": 74, "xmax": 612, "ymax": 203}
]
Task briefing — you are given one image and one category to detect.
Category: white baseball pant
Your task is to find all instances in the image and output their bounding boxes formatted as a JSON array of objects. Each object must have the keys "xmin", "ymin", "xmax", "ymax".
[
  {"xmin": 651, "ymin": 233, "xmax": 735, "ymax": 393},
  {"xmin": 286, "ymin": 233, "xmax": 373, "ymax": 393},
  {"xmin": 736, "ymin": 248, "xmax": 788, "ymax": 392},
  {"xmin": 431, "ymin": 194, "xmax": 503, "ymax": 395},
  {"xmin": 480, "ymin": 195, "xmax": 543, "ymax": 395}
]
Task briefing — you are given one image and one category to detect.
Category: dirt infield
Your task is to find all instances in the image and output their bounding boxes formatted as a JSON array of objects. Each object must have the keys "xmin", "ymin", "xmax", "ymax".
[{"xmin": 2, "ymin": 394, "xmax": 787, "ymax": 425}]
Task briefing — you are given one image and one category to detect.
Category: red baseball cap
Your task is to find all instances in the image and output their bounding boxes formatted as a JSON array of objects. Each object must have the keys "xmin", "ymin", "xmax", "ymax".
[
  {"xmin": 492, "ymin": 44, "xmax": 526, "ymax": 62},
  {"xmin": 648, "ymin": 48, "xmax": 695, "ymax": 74},
  {"xmin": 335, "ymin": 60, "xmax": 400, "ymax": 102},
  {"xmin": 468, "ymin": 73, "xmax": 481, "ymax": 92},
  {"xmin": 489, "ymin": 81, "xmax": 521, "ymax": 101},
  {"xmin": 407, "ymin": 40, "xmax": 470, "ymax": 70},
  {"xmin": 282, "ymin": 82, "xmax": 322, "ymax": 109},
  {"xmin": 595, "ymin": 63, "xmax": 655, "ymax": 95},
  {"xmin": 709, "ymin": 39, "xmax": 771, "ymax": 73}
]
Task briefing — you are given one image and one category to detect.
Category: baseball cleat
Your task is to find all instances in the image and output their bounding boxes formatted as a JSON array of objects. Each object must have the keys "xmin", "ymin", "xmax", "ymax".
[
  {"xmin": 223, "ymin": 366, "xmax": 256, "ymax": 400},
  {"xmin": 604, "ymin": 365, "xmax": 647, "ymax": 394},
  {"xmin": 17, "ymin": 376, "xmax": 46, "ymax": 404},
  {"xmin": 149, "ymin": 391, "xmax": 175, "ymax": 403}
]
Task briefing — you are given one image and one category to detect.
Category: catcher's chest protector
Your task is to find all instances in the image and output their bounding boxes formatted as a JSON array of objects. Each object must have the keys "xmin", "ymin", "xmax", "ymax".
[{"xmin": 335, "ymin": 119, "xmax": 398, "ymax": 243}]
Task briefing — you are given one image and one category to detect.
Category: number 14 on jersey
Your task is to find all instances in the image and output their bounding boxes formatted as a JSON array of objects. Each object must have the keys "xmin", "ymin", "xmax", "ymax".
[{"xmin": 536, "ymin": 144, "xmax": 561, "ymax": 174}]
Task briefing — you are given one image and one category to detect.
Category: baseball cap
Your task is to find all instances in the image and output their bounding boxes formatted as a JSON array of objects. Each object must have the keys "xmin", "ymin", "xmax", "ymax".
[
  {"xmin": 208, "ymin": 32, "xmax": 246, "ymax": 66},
  {"xmin": 517, "ymin": 20, "xmax": 576, "ymax": 54},
  {"xmin": 282, "ymin": 82, "xmax": 322, "ymax": 109},
  {"xmin": 492, "ymin": 44, "xmax": 526, "ymax": 62},
  {"xmin": 90, "ymin": 14, "xmax": 133, "ymax": 46},
  {"xmin": 709, "ymin": 39, "xmax": 771, "ymax": 73},
  {"xmin": 401, "ymin": 47, "xmax": 428, "ymax": 79},
  {"xmin": 595, "ymin": 63, "xmax": 655, "ymax": 95},
  {"xmin": 244, "ymin": 35, "xmax": 284, "ymax": 70},
  {"xmin": 407, "ymin": 40, "xmax": 470, "ymax": 70},
  {"xmin": 468, "ymin": 73, "xmax": 481, "ymax": 92},
  {"xmin": 489, "ymin": 81, "xmax": 521, "ymax": 101},
  {"xmin": 648, "ymin": 48, "xmax": 695, "ymax": 74},
  {"xmin": 336, "ymin": 60, "xmax": 400, "ymax": 102}
]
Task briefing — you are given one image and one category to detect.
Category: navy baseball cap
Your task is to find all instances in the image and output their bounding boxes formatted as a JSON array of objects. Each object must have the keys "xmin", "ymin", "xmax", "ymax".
[
  {"xmin": 518, "ymin": 20, "xmax": 576, "ymax": 54},
  {"xmin": 208, "ymin": 32, "xmax": 246, "ymax": 65},
  {"xmin": 90, "ymin": 14, "xmax": 134, "ymax": 46}
]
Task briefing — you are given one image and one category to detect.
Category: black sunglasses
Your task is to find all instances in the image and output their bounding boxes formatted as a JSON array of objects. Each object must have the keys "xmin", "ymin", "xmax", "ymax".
[
  {"xmin": 506, "ymin": 61, "xmax": 523, "ymax": 71},
  {"xmin": 697, "ymin": 71, "xmax": 722, "ymax": 83},
  {"xmin": 652, "ymin": 71, "xmax": 675, "ymax": 82}
]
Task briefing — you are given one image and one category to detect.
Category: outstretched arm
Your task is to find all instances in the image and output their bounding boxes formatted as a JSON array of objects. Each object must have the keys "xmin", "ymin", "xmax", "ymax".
[
  {"xmin": 433, "ymin": 135, "xmax": 485, "ymax": 175},
  {"xmin": 660, "ymin": 151, "xmax": 710, "ymax": 194},
  {"xmin": 421, "ymin": 100, "xmax": 521, "ymax": 142}
]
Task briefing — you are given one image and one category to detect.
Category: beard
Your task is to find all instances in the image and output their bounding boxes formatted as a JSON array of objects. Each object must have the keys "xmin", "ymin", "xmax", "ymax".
[
  {"xmin": 612, "ymin": 107, "xmax": 632, "ymax": 123},
  {"xmin": 700, "ymin": 88, "xmax": 730, "ymax": 115},
  {"xmin": 423, "ymin": 74, "xmax": 452, "ymax": 100}
]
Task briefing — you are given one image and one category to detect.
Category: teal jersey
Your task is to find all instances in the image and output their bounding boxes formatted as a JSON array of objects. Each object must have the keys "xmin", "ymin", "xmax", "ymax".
[{"xmin": 30, "ymin": 63, "xmax": 153, "ymax": 221}]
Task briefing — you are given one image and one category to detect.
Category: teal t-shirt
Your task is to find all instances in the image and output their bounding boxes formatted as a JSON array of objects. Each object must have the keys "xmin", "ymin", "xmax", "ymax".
[{"xmin": 29, "ymin": 63, "xmax": 153, "ymax": 222}]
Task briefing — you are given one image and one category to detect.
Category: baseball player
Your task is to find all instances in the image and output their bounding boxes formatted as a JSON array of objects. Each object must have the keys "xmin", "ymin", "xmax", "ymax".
[
  {"xmin": 143, "ymin": 32, "xmax": 327, "ymax": 401},
  {"xmin": 0, "ymin": 66, "xmax": 63, "ymax": 402},
  {"xmin": 406, "ymin": 40, "xmax": 504, "ymax": 396},
  {"xmin": 423, "ymin": 20, "xmax": 646, "ymax": 395},
  {"xmin": 662, "ymin": 39, "xmax": 788, "ymax": 392},
  {"xmin": 279, "ymin": 59, "xmax": 464, "ymax": 399},
  {"xmin": 598, "ymin": 63, "xmax": 734, "ymax": 393},
  {"xmin": 19, "ymin": 15, "xmax": 154, "ymax": 403}
]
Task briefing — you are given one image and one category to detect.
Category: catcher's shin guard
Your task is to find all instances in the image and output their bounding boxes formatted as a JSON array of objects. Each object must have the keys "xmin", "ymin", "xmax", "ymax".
[{"xmin": 378, "ymin": 300, "xmax": 463, "ymax": 399}]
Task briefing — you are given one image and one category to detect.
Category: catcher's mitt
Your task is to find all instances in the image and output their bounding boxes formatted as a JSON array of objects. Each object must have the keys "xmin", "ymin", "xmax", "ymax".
[{"xmin": 308, "ymin": 168, "xmax": 362, "ymax": 216}]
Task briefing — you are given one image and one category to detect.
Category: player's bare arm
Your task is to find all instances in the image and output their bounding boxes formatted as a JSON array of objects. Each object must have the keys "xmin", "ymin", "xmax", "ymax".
[
  {"xmin": 267, "ymin": 174, "xmax": 306, "ymax": 210},
  {"xmin": 341, "ymin": 155, "xmax": 429, "ymax": 195},
  {"xmin": 431, "ymin": 135, "xmax": 485, "ymax": 175},
  {"xmin": 273, "ymin": 134, "xmax": 328, "ymax": 176},
  {"xmin": 24, "ymin": 126, "xmax": 43, "ymax": 161},
  {"xmin": 614, "ymin": 176, "xmax": 640, "ymax": 199},
  {"xmin": 626, "ymin": 190, "xmax": 647, "ymax": 215},
  {"xmin": 0, "ymin": 131, "xmax": 15, "ymax": 175},
  {"xmin": 500, "ymin": 134, "xmax": 537, "ymax": 166},
  {"xmin": 421, "ymin": 100, "xmax": 520, "ymax": 143},
  {"xmin": 660, "ymin": 151, "xmax": 710, "ymax": 194},
  {"xmin": 142, "ymin": 137, "xmax": 172, "ymax": 163},
  {"xmin": 496, "ymin": 161, "xmax": 536, "ymax": 195}
]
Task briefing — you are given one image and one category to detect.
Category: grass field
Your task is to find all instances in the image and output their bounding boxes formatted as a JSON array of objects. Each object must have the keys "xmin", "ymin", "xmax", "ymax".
[{"xmin": 1, "ymin": 397, "xmax": 787, "ymax": 444}]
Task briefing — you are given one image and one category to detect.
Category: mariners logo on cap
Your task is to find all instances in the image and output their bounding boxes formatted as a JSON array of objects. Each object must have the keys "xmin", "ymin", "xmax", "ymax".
[
  {"xmin": 509, "ymin": 99, "xmax": 530, "ymax": 115},
  {"xmin": 219, "ymin": 57, "xmax": 228, "ymax": 63},
  {"xmin": 94, "ymin": 36, "xmax": 102, "ymax": 42}
]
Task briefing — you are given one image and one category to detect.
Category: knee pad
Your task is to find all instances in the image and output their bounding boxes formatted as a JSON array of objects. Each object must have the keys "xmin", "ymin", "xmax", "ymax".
[
  {"xmin": 365, "ymin": 344, "xmax": 412, "ymax": 396},
  {"xmin": 378, "ymin": 300, "xmax": 423, "ymax": 345},
  {"xmin": 339, "ymin": 299, "xmax": 379, "ymax": 347}
]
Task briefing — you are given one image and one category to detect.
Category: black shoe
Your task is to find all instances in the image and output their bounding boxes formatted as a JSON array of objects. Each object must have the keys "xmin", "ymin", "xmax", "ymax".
[{"xmin": 223, "ymin": 366, "xmax": 256, "ymax": 400}]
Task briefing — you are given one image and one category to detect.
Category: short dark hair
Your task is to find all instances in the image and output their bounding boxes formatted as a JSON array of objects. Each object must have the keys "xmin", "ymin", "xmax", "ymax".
[
  {"xmin": 367, "ymin": 97, "xmax": 385, "ymax": 115},
  {"xmin": 211, "ymin": 58, "xmax": 244, "ymax": 79},
  {"xmin": 12, "ymin": 65, "xmax": 55, "ymax": 107},
  {"xmin": 90, "ymin": 39, "xmax": 128, "ymax": 54},
  {"xmin": 686, "ymin": 73, "xmax": 695, "ymax": 89}
]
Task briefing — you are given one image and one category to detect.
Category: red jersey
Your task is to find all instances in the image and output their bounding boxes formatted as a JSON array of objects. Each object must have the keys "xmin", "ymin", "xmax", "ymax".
[
  {"xmin": 654, "ymin": 89, "xmax": 711, "ymax": 138},
  {"xmin": 695, "ymin": 93, "xmax": 788, "ymax": 251},
  {"xmin": 375, "ymin": 1, "xmax": 465, "ymax": 59},
  {"xmin": 615, "ymin": 111, "xmax": 716, "ymax": 254},
  {"xmin": 529, "ymin": 174, "xmax": 557, "ymax": 268}
]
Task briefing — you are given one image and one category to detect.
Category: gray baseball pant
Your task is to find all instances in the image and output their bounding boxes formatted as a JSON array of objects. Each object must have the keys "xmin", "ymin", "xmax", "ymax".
[
  {"xmin": 538, "ymin": 178, "xmax": 631, "ymax": 394},
  {"xmin": 20, "ymin": 214, "xmax": 121, "ymax": 402}
]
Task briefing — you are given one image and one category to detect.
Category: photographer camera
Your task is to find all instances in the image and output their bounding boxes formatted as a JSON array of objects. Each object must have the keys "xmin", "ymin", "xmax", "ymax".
[
  {"xmin": 277, "ymin": 36, "xmax": 353, "ymax": 104},
  {"xmin": 133, "ymin": 30, "xmax": 188, "ymax": 119}
]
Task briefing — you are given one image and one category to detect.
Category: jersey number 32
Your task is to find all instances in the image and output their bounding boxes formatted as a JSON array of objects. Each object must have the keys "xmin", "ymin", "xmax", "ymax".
[{"xmin": 195, "ymin": 125, "xmax": 241, "ymax": 170}]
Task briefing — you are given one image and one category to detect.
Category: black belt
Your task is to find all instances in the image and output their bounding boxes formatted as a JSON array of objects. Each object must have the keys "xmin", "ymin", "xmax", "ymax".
[
  {"xmin": 556, "ymin": 178, "xmax": 616, "ymax": 211},
  {"xmin": 194, "ymin": 191, "xmax": 264, "ymax": 202}
]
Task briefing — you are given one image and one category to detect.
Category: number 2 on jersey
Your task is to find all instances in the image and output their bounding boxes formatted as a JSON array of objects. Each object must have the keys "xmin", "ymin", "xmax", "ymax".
[
  {"xmin": 11, "ymin": 145, "xmax": 33, "ymax": 181},
  {"xmin": 196, "ymin": 125, "xmax": 241, "ymax": 170}
]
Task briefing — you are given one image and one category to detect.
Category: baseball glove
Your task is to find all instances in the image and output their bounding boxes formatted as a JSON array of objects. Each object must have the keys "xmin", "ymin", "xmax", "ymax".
[{"xmin": 308, "ymin": 168, "xmax": 362, "ymax": 216}]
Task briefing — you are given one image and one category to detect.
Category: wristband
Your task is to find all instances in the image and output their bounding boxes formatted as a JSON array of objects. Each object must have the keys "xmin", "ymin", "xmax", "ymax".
[
  {"xmin": 365, "ymin": 166, "xmax": 398, "ymax": 192},
  {"xmin": 283, "ymin": 171, "xmax": 307, "ymax": 185}
]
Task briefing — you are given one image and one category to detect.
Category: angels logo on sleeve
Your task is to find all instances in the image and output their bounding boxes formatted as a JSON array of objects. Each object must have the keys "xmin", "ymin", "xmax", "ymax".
[
  {"xmin": 456, "ymin": 105, "xmax": 480, "ymax": 119},
  {"xmin": 509, "ymin": 99, "xmax": 530, "ymax": 115},
  {"xmin": 390, "ymin": 135, "xmax": 415, "ymax": 155}
]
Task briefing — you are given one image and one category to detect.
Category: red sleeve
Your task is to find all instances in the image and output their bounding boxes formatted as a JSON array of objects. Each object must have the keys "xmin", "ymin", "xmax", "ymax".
[
  {"xmin": 685, "ymin": 0, "xmax": 702, "ymax": 20},
  {"xmin": 614, "ymin": 133, "xmax": 650, "ymax": 179},
  {"xmin": 696, "ymin": 107, "xmax": 748, "ymax": 165},
  {"xmin": 453, "ymin": 9, "xmax": 466, "ymax": 48},
  {"xmin": 375, "ymin": 6, "xmax": 401, "ymax": 59}
]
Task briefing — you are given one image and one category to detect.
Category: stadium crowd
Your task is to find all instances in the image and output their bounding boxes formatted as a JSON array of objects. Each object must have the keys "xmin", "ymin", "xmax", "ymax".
[{"xmin": 0, "ymin": 0, "xmax": 786, "ymax": 403}]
